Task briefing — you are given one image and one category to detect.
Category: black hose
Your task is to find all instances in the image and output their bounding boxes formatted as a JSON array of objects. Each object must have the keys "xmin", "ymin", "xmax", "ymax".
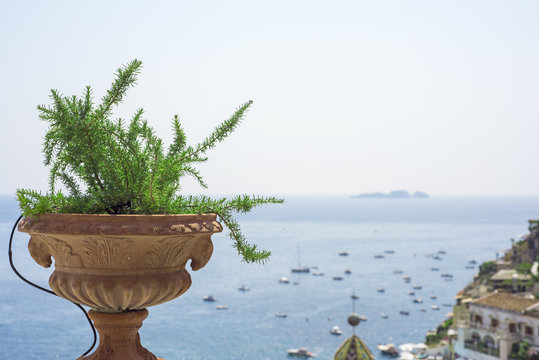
[{"xmin": 8, "ymin": 215, "xmax": 97, "ymax": 358}]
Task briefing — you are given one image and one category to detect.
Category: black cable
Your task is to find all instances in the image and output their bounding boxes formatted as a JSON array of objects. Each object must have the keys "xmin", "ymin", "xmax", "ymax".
[{"xmin": 8, "ymin": 215, "xmax": 97, "ymax": 358}]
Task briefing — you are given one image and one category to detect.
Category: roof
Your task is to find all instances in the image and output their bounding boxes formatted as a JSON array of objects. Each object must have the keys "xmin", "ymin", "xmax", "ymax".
[
  {"xmin": 333, "ymin": 335, "xmax": 375, "ymax": 360},
  {"xmin": 472, "ymin": 292, "xmax": 539, "ymax": 313},
  {"xmin": 490, "ymin": 269, "xmax": 530, "ymax": 281}
]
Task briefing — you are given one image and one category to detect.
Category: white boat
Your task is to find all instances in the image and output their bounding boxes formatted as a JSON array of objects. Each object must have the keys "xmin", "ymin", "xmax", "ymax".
[
  {"xmin": 275, "ymin": 312, "xmax": 287, "ymax": 318},
  {"xmin": 413, "ymin": 298, "xmax": 423, "ymax": 303},
  {"xmin": 287, "ymin": 348, "xmax": 316, "ymax": 357},
  {"xmin": 238, "ymin": 284, "xmax": 249, "ymax": 291},
  {"xmin": 203, "ymin": 295, "xmax": 217, "ymax": 302},
  {"xmin": 412, "ymin": 284, "xmax": 422, "ymax": 290},
  {"xmin": 430, "ymin": 294, "xmax": 437, "ymax": 299},
  {"xmin": 403, "ymin": 276, "xmax": 411, "ymax": 282},
  {"xmin": 359, "ymin": 315, "xmax": 367, "ymax": 321},
  {"xmin": 291, "ymin": 245, "xmax": 310, "ymax": 273},
  {"xmin": 216, "ymin": 305, "xmax": 228, "ymax": 310},
  {"xmin": 279, "ymin": 277, "xmax": 290, "ymax": 284},
  {"xmin": 380, "ymin": 313, "xmax": 388, "ymax": 318},
  {"xmin": 377, "ymin": 287, "xmax": 385, "ymax": 293},
  {"xmin": 330, "ymin": 325, "xmax": 342, "ymax": 335},
  {"xmin": 377, "ymin": 344, "xmax": 399, "ymax": 357},
  {"xmin": 432, "ymin": 305, "xmax": 439, "ymax": 310}
]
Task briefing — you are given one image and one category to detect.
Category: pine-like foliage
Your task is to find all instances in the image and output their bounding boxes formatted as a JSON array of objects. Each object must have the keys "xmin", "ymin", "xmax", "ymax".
[{"xmin": 17, "ymin": 59, "xmax": 282, "ymax": 263}]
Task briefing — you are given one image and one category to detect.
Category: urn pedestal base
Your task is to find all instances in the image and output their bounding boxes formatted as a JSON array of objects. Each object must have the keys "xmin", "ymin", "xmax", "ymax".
[{"xmin": 81, "ymin": 309, "xmax": 164, "ymax": 360}]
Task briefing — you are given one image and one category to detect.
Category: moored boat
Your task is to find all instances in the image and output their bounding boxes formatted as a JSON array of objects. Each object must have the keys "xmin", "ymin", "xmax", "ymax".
[
  {"xmin": 330, "ymin": 325, "xmax": 342, "ymax": 335},
  {"xmin": 377, "ymin": 343, "xmax": 399, "ymax": 357},
  {"xmin": 287, "ymin": 348, "xmax": 316, "ymax": 358},
  {"xmin": 203, "ymin": 295, "xmax": 217, "ymax": 302}
]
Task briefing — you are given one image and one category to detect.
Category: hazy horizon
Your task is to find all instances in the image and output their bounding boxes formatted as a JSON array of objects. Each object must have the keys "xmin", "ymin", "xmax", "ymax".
[{"xmin": 2, "ymin": 1, "xmax": 539, "ymax": 197}]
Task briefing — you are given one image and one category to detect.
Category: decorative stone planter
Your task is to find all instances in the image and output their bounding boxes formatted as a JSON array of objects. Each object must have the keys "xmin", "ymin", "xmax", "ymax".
[{"xmin": 18, "ymin": 213, "xmax": 222, "ymax": 360}]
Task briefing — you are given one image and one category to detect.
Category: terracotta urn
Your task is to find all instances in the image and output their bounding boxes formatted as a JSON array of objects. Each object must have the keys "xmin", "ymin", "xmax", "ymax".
[{"xmin": 18, "ymin": 213, "xmax": 222, "ymax": 360}]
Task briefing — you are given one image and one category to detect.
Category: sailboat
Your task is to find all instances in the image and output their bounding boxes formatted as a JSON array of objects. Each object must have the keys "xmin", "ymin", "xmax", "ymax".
[{"xmin": 291, "ymin": 245, "xmax": 310, "ymax": 273}]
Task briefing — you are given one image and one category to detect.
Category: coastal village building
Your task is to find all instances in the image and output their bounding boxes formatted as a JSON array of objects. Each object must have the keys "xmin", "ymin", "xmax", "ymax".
[{"xmin": 454, "ymin": 292, "xmax": 539, "ymax": 360}]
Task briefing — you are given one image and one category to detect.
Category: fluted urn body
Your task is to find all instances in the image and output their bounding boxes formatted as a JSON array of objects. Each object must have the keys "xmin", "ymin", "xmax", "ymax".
[{"xmin": 18, "ymin": 213, "xmax": 222, "ymax": 359}]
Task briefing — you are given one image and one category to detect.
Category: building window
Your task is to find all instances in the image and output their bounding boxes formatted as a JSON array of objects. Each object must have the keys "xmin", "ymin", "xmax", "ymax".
[
  {"xmin": 475, "ymin": 315, "xmax": 482, "ymax": 324},
  {"xmin": 491, "ymin": 318, "xmax": 499, "ymax": 328},
  {"xmin": 509, "ymin": 323, "xmax": 516, "ymax": 333},
  {"xmin": 525, "ymin": 326, "xmax": 533, "ymax": 336}
]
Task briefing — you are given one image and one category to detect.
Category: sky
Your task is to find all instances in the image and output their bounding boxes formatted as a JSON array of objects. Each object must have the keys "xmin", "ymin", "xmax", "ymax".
[{"xmin": 1, "ymin": 0, "xmax": 539, "ymax": 197}]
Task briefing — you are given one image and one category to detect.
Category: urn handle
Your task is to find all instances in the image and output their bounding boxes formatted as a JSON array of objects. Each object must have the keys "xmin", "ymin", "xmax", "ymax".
[{"xmin": 28, "ymin": 236, "xmax": 53, "ymax": 268}]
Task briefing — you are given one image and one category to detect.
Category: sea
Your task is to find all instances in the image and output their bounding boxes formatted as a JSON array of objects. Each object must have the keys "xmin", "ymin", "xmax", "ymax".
[{"xmin": 1, "ymin": 195, "xmax": 539, "ymax": 360}]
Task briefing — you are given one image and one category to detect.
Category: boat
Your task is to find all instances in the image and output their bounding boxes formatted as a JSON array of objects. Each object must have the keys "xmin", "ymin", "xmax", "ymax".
[
  {"xmin": 374, "ymin": 254, "xmax": 385, "ymax": 259},
  {"xmin": 438, "ymin": 250, "xmax": 446, "ymax": 255},
  {"xmin": 312, "ymin": 272, "xmax": 325, "ymax": 276},
  {"xmin": 339, "ymin": 251, "xmax": 349, "ymax": 256},
  {"xmin": 275, "ymin": 312, "xmax": 287, "ymax": 318},
  {"xmin": 377, "ymin": 344, "xmax": 399, "ymax": 357},
  {"xmin": 216, "ymin": 305, "xmax": 228, "ymax": 310},
  {"xmin": 403, "ymin": 276, "xmax": 411, "ymax": 282},
  {"xmin": 412, "ymin": 284, "xmax": 422, "ymax": 290},
  {"xmin": 443, "ymin": 303, "xmax": 453, "ymax": 307},
  {"xmin": 430, "ymin": 294, "xmax": 437, "ymax": 299},
  {"xmin": 291, "ymin": 245, "xmax": 310, "ymax": 273},
  {"xmin": 399, "ymin": 311, "xmax": 409, "ymax": 315},
  {"xmin": 358, "ymin": 315, "xmax": 367, "ymax": 321},
  {"xmin": 377, "ymin": 287, "xmax": 385, "ymax": 293},
  {"xmin": 465, "ymin": 265, "xmax": 475, "ymax": 269},
  {"xmin": 469, "ymin": 259, "xmax": 477, "ymax": 264},
  {"xmin": 441, "ymin": 273, "xmax": 453, "ymax": 278},
  {"xmin": 333, "ymin": 276, "xmax": 343, "ymax": 281},
  {"xmin": 279, "ymin": 277, "xmax": 290, "ymax": 284},
  {"xmin": 433, "ymin": 255, "xmax": 443, "ymax": 260},
  {"xmin": 413, "ymin": 298, "xmax": 423, "ymax": 303},
  {"xmin": 287, "ymin": 348, "xmax": 316, "ymax": 358},
  {"xmin": 431, "ymin": 267, "xmax": 439, "ymax": 271},
  {"xmin": 203, "ymin": 295, "xmax": 217, "ymax": 302},
  {"xmin": 393, "ymin": 270, "xmax": 404, "ymax": 274},
  {"xmin": 330, "ymin": 325, "xmax": 342, "ymax": 335},
  {"xmin": 408, "ymin": 291, "xmax": 415, "ymax": 296},
  {"xmin": 420, "ymin": 308, "xmax": 427, "ymax": 312},
  {"xmin": 238, "ymin": 284, "xmax": 249, "ymax": 291},
  {"xmin": 344, "ymin": 269, "xmax": 352, "ymax": 274},
  {"xmin": 351, "ymin": 294, "xmax": 359, "ymax": 300},
  {"xmin": 384, "ymin": 250, "xmax": 395, "ymax": 254},
  {"xmin": 380, "ymin": 313, "xmax": 388, "ymax": 318},
  {"xmin": 431, "ymin": 305, "xmax": 439, "ymax": 310}
]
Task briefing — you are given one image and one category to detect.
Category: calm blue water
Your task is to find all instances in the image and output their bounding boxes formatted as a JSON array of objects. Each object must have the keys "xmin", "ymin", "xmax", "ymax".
[{"xmin": 1, "ymin": 195, "xmax": 539, "ymax": 359}]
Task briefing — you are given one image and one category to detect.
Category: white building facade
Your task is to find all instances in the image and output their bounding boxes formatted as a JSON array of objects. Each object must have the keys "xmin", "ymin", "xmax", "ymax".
[{"xmin": 455, "ymin": 293, "xmax": 539, "ymax": 360}]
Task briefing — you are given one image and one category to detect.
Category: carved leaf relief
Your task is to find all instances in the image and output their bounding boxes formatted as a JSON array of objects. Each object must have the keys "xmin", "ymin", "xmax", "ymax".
[
  {"xmin": 142, "ymin": 237, "xmax": 186, "ymax": 267},
  {"xmin": 83, "ymin": 237, "xmax": 133, "ymax": 267}
]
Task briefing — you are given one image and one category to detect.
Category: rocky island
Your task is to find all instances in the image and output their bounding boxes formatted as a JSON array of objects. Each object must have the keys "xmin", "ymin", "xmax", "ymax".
[{"xmin": 351, "ymin": 190, "xmax": 429, "ymax": 199}]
